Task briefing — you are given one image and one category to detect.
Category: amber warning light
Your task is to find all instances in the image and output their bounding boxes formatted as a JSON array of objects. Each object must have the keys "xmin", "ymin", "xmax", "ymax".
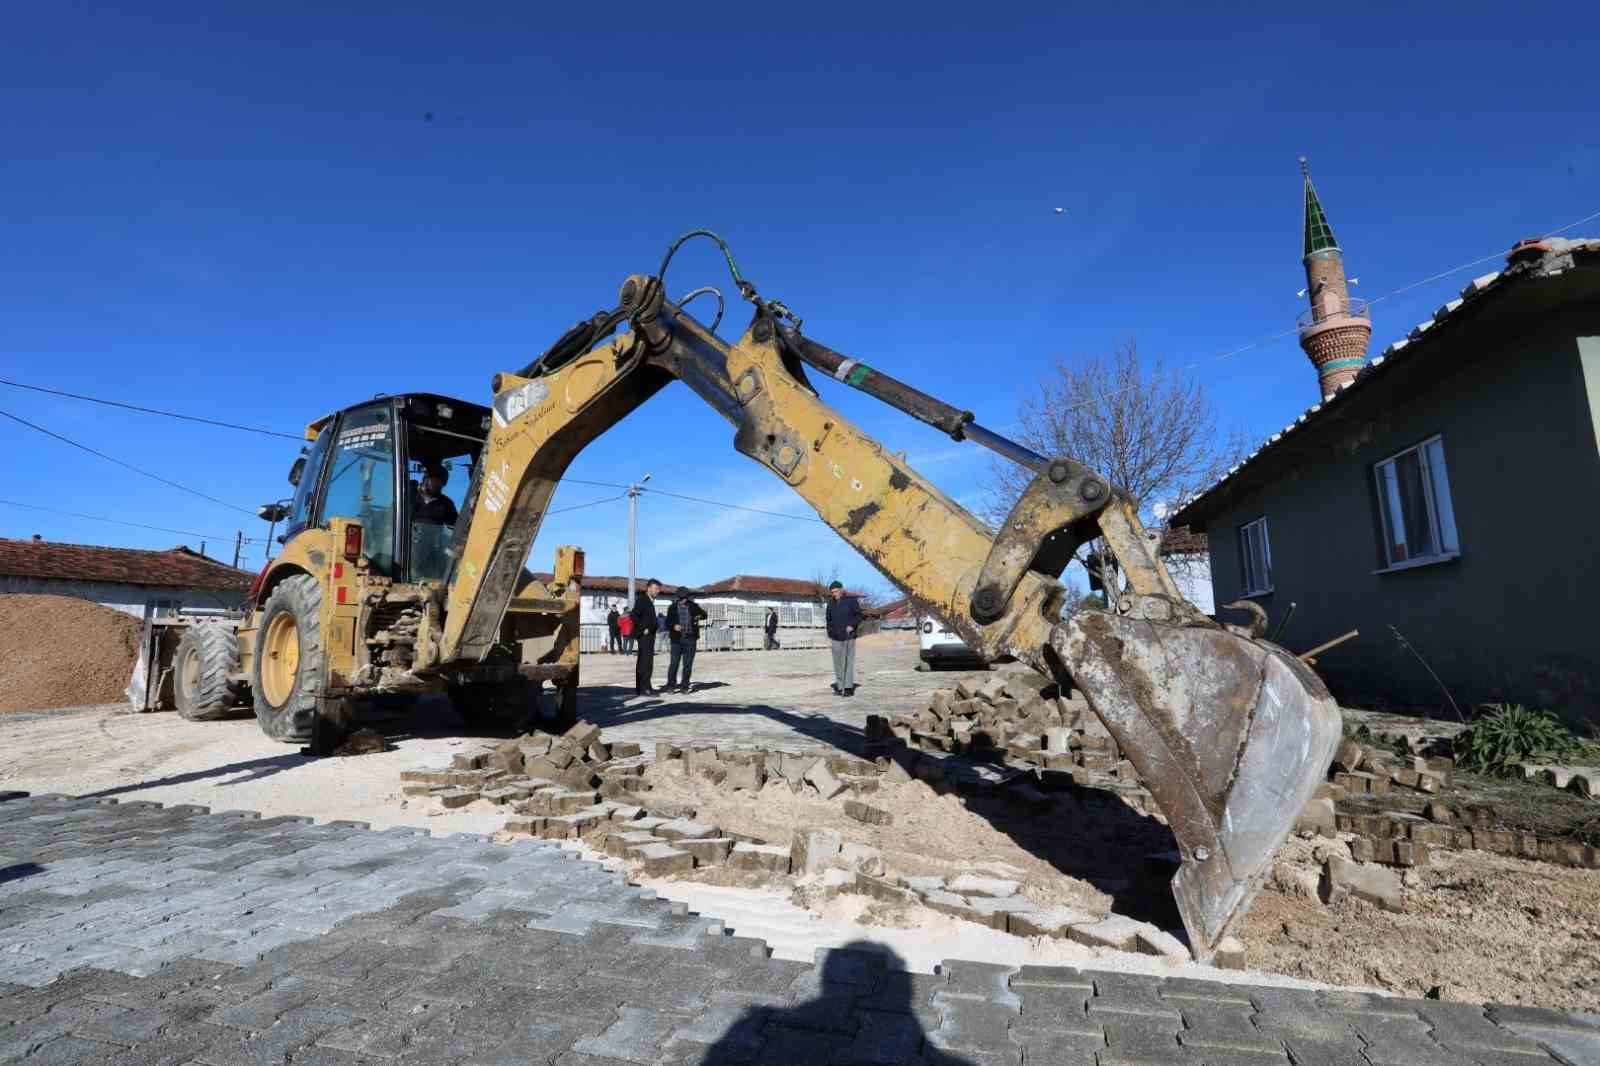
[{"xmin": 343, "ymin": 525, "xmax": 363, "ymax": 561}]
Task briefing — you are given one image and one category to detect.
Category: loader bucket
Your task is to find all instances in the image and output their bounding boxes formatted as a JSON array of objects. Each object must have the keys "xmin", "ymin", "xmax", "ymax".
[{"xmin": 1054, "ymin": 610, "xmax": 1342, "ymax": 963}]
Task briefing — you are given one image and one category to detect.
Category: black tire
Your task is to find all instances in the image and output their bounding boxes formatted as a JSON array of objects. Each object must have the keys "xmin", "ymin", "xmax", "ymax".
[
  {"xmin": 251, "ymin": 573, "xmax": 324, "ymax": 743},
  {"xmin": 174, "ymin": 624, "xmax": 246, "ymax": 721},
  {"xmin": 448, "ymin": 680, "xmax": 545, "ymax": 733}
]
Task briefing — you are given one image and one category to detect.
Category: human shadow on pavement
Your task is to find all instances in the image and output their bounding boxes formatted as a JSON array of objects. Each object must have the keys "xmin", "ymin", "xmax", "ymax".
[
  {"xmin": 78, "ymin": 753, "xmax": 313, "ymax": 798},
  {"xmin": 703, "ymin": 941, "xmax": 975, "ymax": 1066}
]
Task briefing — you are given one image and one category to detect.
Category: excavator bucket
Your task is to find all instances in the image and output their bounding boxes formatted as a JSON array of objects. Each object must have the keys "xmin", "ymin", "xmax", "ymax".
[{"xmin": 1054, "ymin": 610, "xmax": 1342, "ymax": 963}]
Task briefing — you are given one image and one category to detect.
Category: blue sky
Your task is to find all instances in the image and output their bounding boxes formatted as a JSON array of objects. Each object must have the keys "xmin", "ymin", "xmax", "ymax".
[{"xmin": 4, "ymin": 1, "xmax": 1596, "ymax": 599}]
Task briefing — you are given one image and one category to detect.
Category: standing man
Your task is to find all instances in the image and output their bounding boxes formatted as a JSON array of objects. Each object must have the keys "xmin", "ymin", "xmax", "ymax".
[
  {"xmin": 764, "ymin": 607, "xmax": 780, "ymax": 650},
  {"xmin": 824, "ymin": 580, "xmax": 862, "ymax": 696},
  {"xmin": 606, "ymin": 604, "xmax": 621, "ymax": 654},
  {"xmin": 665, "ymin": 587, "xmax": 708, "ymax": 694},
  {"xmin": 630, "ymin": 579, "xmax": 661, "ymax": 696}
]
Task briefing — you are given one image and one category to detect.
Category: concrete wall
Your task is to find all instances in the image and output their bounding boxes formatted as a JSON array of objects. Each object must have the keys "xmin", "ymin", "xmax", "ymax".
[
  {"xmin": 1195, "ymin": 308, "xmax": 1600, "ymax": 726},
  {"xmin": 0, "ymin": 578, "xmax": 246, "ymax": 619}
]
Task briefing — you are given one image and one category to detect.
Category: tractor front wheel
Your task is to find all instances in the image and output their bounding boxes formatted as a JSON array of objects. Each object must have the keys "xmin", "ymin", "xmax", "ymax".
[
  {"xmin": 251, "ymin": 574, "xmax": 324, "ymax": 743},
  {"xmin": 174, "ymin": 624, "xmax": 247, "ymax": 721}
]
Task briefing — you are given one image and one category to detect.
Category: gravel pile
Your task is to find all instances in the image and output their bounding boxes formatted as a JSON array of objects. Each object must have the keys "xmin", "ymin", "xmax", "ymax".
[{"xmin": 0, "ymin": 594, "xmax": 141, "ymax": 712}]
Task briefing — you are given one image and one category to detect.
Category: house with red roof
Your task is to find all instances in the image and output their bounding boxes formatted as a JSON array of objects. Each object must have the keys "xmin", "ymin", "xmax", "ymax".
[{"xmin": 0, "ymin": 535, "xmax": 251, "ymax": 619}]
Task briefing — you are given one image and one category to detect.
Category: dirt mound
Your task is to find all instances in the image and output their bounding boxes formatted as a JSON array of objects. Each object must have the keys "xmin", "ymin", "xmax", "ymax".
[{"xmin": 0, "ymin": 594, "xmax": 142, "ymax": 712}]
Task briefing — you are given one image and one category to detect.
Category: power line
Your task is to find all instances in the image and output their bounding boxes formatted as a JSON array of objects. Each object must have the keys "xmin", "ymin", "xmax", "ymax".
[
  {"xmin": 642, "ymin": 486, "xmax": 824, "ymax": 523},
  {"xmin": 547, "ymin": 493, "xmax": 627, "ymax": 516},
  {"xmin": 1026, "ymin": 205, "xmax": 1600, "ymax": 425},
  {"xmin": 0, "ymin": 498, "xmax": 262, "ymax": 543},
  {"xmin": 0, "ymin": 408, "xmax": 259, "ymax": 518},
  {"xmin": 0, "ymin": 379, "xmax": 302, "ymax": 440}
]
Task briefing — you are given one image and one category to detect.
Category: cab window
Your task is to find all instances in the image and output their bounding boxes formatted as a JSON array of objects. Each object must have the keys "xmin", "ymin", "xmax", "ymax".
[
  {"xmin": 319, "ymin": 406, "xmax": 398, "ymax": 575},
  {"xmin": 284, "ymin": 429, "xmax": 333, "ymax": 541},
  {"xmin": 405, "ymin": 419, "xmax": 481, "ymax": 582}
]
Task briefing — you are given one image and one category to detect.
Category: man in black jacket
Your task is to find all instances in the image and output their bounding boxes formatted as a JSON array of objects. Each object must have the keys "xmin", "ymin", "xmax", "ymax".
[
  {"xmin": 630, "ymin": 580, "xmax": 661, "ymax": 696},
  {"xmin": 606, "ymin": 605, "xmax": 620, "ymax": 654},
  {"xmin": 665, "ymin": 587, "xmax": 709, "ymax": 694},
  {"xmin": 824, "ymin": 580, "xmax": 862, "ymax": 696},
  {"xmin": 764, "ymin": 607, "xmax": 780, "ymax": 650}
]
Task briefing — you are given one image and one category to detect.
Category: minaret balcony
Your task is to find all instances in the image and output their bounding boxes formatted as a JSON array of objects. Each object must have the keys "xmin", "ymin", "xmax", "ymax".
[{"xmin": 1297, "ymin": 296, "xmax": 1370, "ymax": 338}]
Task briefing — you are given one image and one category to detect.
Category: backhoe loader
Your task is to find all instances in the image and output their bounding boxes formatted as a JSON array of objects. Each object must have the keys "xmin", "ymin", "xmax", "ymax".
[{"xmin": 133, "ymin": 233, "xmax": 1341, "ymax": 961}]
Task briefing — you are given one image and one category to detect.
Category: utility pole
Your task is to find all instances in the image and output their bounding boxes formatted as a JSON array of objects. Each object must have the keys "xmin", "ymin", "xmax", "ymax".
[
  {"xmin": 232, "ymin": 530, "xmax": 243, "ymax": 569},
  {"xmin": 626, "ymin": 474, "xmax": 651, "ymax": 603}
]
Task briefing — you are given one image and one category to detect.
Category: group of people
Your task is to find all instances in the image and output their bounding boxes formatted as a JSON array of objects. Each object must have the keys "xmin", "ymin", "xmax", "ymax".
[
  {"xmin": 604, "ymin": 582, "xmax": 870, "ymax": 697},
  {"xmin": 604, "ymin": 579, "xmax": 863, "ymax": 700},
  {"xmin": 622, "ymin": 580, "xmax": 707, "ymax": 697}
]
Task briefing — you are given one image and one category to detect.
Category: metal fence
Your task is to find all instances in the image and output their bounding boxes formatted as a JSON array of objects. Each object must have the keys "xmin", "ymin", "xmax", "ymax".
[{"xmin": 579, "ymin": 617, "xmax": 827, "ymax": 653}]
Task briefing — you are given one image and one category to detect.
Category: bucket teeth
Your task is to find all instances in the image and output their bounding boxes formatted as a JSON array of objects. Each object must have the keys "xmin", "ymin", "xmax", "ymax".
[{"xmin": 1052, "ymin": 610, "xmax": 1342, "ymax": 962}]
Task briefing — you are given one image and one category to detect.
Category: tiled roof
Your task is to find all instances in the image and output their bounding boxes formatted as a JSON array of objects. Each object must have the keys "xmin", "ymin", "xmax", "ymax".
[
  {"xmin": 0, "ymin": 538, "xmax": 253, "ymax": 590},
  {"xmin": 1172, "ymin": 237, "xmax": 1600, "ymax": 528}
]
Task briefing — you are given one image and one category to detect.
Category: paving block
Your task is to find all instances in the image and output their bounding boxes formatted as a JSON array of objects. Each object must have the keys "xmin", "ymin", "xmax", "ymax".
[
  {"xmin": 946, "ymin": 874, "xmax": 1018, "ymax": 898},
  {"xmin": 803, "ymin": 759, "xmax": 848, "ymax": 800},
  {"xmin": 1133, "ymin": 924, "xmax": 1191, "ymax": 961},
  {"xmin": 434, "ymin": 788, "xmax": 478, "ymax": 809},
  {"xmin": 850, "ymin": 874, "xmax": 917, "ymax": 906},
  {"xmin": 681, "ymin": 837, "xmax": 734, "ymax": 866},
  {"xmin": 628, "ymin": 843, "xmax": 693, "ymax": 877},
  {"xmin": 1320, "ymin": 857, "xmax": 1403, "ymax": 912},
  {"xmin": 721, "ymin": 762, "xmax": 764, "ymax": 792},
  {"xmin": 842, "ymin": 800, "xmax": 893, "ymax": 826},
  {"xmin": 729, "ymin": 843, "xmax": 791, "ymax": 875},
  {"xmin": 606, "ymin": 831, "xmax": 666, "ymax": 857},
  {"xmin": 1068, "ymin": 915, "xmax": 1143, "ymax": 952},
  {"xmin": 655, "ymin": 818, "xmax": 718, "ymax": 842},
  {"xmin": 793, "ymin": 829, "xmax": 844, "ymax": 875},
  {"xmin": 1009, "ymin": 905, "xmax": 1094, "ymax": 939}
]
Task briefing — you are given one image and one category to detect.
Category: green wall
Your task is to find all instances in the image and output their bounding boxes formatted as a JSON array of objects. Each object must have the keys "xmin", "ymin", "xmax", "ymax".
[{"xmin": 1196, "ymin": 305, "xmax": 1600, "ymax": 727}]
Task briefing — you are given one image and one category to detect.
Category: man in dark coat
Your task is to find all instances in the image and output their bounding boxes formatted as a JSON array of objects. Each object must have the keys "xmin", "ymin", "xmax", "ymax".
[
  {"xmin": 824, "ymin": 580, "xmax": 862, "ymax": 696},
  {"xmin": 764, "ymin": 607, "xmax": 780, "ymax": 650},
  {"xmin": 606, "ymin": 605, "xmax": 620, "ymax": 654},
  {"xmin": 630, "ymin": 580, "xmax": 661, "ymax": 696},
  {"xmin": 665, "ymin": 587, "xmax": 709, "ymax": 694}
]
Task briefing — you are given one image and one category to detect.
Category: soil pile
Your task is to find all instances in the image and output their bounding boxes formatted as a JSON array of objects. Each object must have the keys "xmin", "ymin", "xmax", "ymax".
[{"xmin": 0, "ymin": 594, "xmax": 141, "ymax": 712}]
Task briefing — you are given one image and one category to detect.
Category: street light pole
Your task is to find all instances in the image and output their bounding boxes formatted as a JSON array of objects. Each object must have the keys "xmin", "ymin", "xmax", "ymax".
[{"xmin": 626, "ymin": 473, "xmax": 651, "ymax": 604}]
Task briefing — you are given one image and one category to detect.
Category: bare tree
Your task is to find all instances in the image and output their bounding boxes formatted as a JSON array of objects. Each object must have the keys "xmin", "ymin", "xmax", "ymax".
[
  {"xmin": 808, "ymin": 562, "xmax": 842, "ymax": 604},
  {"xmin": 987, "ymin": 339, "xmax": 1242, "ymax": 599}
]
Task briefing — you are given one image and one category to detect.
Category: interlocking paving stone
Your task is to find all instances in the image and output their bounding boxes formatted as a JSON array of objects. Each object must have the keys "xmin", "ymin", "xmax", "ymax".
[{"xmin": 0, "ymin": 795, "xmax": 1569, "ymax": 1066}]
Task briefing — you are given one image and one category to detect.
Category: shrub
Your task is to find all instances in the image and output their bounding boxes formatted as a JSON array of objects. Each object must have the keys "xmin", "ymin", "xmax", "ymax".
[{"xmin": 1452, "ymin": 703, "xmax": 1582, "ymax": 775}]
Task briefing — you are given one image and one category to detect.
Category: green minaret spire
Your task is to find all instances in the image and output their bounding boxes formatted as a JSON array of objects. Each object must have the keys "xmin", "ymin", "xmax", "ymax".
[{"xmin": 1301, "ymin": 156, "xmax": 1339, "ymax": 257}]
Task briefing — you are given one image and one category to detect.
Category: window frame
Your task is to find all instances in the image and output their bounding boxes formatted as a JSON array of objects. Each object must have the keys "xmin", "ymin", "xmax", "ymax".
[
  {"xmin": 1372, "ymin": 433, "xmax": 1461, "ymax": 574},
  {"xmin": 1238, "ymin": 516, "xmax": 1274, "ymax": 597}
]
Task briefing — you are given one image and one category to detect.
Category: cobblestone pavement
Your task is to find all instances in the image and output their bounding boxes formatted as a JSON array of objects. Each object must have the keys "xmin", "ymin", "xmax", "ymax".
[
  {"xmin": 3, "ymin": 793, "xmax": 1598, "ymax": 1065},
  {"xmin": 566, "ymin": 640, "xmax": 989, "ymax": 753}
]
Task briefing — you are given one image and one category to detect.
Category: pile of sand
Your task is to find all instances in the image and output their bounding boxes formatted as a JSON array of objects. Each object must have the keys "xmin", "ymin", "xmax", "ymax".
[{"xmin": 0, "ymin": 595, "xmax": 141, "ymax": 712}]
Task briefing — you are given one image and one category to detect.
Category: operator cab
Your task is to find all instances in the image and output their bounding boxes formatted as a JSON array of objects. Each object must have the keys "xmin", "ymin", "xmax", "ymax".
[{"xmin": 278, "ymin": 393, "xmax": 490, "ymax": 583}]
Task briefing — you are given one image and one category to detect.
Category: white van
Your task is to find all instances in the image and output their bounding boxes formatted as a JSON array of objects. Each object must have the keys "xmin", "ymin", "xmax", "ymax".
[{"xmin": 918, "ymin": 615, "xmax": 985, "ymax": 669}]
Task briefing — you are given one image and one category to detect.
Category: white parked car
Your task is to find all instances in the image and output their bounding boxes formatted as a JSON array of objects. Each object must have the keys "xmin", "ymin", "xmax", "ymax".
[{"xmin": 918, "ymin": 615, "xmax": 986, "ymax": 669}]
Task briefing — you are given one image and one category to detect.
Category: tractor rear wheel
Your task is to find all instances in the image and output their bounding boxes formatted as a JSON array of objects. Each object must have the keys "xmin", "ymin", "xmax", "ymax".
[
  {"xmin": 251, "ymin": 574, "xmax": 324, "ymax": 743},
  {"xmin": 174, "ymin": 624, "xmax": 246, "ymax": 721}
]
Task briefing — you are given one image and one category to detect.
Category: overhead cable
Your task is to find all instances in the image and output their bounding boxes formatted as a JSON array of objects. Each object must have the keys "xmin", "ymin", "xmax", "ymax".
[
  {"xmin": 0, "ymin": 378, "xmax": 302, "ymax": 440},
  {"xmin": 0, "ymin": 408, "xmax": 259, "ymax": 517}
]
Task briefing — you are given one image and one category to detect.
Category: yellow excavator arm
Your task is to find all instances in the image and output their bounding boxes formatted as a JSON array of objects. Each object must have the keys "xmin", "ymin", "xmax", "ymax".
[{"xmin": 437, "ymin": 251, "xmax": 1341, "ymax": 962}]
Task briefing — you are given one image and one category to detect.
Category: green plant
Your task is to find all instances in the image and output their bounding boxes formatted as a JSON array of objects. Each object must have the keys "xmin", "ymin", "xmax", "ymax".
[{"xmin": 1452, "ymin": 703, "xmax": 1583, "ymax": 775}]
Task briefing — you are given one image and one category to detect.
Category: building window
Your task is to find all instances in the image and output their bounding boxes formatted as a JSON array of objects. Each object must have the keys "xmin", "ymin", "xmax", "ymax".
[
  {"xmin": 1238, "ymin": 517, "xmax": 1272, "ymax": 595},
  {"xmin": 1374, "ymin": 435, "xmax": 1459, "ymax": 569}
]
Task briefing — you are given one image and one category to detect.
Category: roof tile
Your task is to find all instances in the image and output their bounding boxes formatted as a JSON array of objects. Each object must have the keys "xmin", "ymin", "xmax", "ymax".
[{"xmin": 0, "ymin": 539, "xmax": 252, "ymax": 590}]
